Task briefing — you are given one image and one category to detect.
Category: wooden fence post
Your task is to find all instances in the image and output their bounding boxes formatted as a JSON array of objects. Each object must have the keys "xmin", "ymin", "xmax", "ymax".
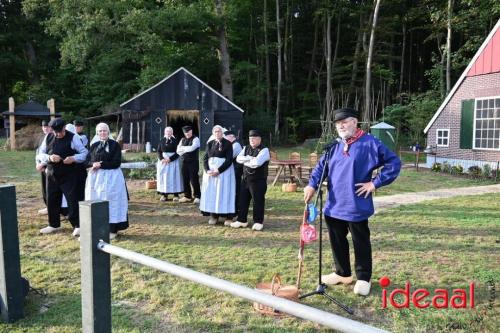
[
  {"xmin": 8, "ymin": 98, "xmax": 16, "ymax": 150},
  {"xmin": 0, "ymin": 185, "xmax": 24, "ymax": 323},
  {"xmin": 496, "ymin": 161, "xmax": 499, "ymax": 182},
  {"xmin": 79, "ymin": 201, "xmax": 111, "ymax": 333},
  {"xmin": 416, "ymin": 150, "xmax": 420, "ymax": 172}
]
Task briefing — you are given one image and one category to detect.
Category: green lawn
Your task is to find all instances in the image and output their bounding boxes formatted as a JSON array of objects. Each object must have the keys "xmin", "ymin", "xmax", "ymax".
[{"xmin": 0, "ymin": 146, "xmax": 499, "ymax": 332}]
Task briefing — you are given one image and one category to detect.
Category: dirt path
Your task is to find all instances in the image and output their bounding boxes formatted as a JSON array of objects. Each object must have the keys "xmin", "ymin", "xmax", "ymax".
[{"xmin": 374, "ymin": 183, "xmax": 500, "ymax": 213}]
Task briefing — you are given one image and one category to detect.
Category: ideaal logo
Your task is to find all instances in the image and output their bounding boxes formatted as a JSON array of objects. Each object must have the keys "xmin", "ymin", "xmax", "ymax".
[{"xmin": 379, "ymin": 276, "xmax": 475, "ymax": 309}]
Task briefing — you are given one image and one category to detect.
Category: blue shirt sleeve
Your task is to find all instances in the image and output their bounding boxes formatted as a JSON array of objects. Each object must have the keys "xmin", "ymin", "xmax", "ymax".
[
  {"xmin": 372, "ymin": 143, "xmax": 401, "ymax": 189},
  {"xmin": 308, "ymin": 151, "xmax": 329, "ymax": 190}
]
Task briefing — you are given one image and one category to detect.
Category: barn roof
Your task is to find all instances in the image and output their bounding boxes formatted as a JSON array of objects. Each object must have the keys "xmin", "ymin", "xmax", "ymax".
[
  {"xmin": 120, "ymin": 67, "xmax": 244, "ymax": 113},
  {"xmin": 2, "ymin": 100, "xmax": 60, "ymax": 117},
  {"xmin": 424, "ymin": 19, "xmax": 500, "ymax": 134}
]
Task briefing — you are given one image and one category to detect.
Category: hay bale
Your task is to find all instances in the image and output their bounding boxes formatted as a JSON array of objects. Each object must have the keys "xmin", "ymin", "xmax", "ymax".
[{"xmin": 5, "ymin": 123, "xmax": 45, "ymax": 150}]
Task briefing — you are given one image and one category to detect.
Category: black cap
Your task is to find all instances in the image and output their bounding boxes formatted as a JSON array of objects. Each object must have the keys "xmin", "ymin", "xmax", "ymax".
[
  {"xmin": 182, "ymin": 125, "xmax": 192, "ymax": 133},
  {"xmin": 73, "ymin": 120, "xmax": 84, "ymax": 126},
  {"xmin": 224, "ymin": 130, "xmax": 235, "ymax": 136},
  {"xmin": 48, "ymin": 118, "xmax": 66, "ymax": 132},
  {"xmin": 41, "ymin": 120, "xmax": 49, "ymax": 126},
  {"xmin": 333, "ymin": 108, "xmax": 359, "ymax": 121},
  {"xmin": 249, "ymin": 129, "xmax": 262, "ymax": 137}
]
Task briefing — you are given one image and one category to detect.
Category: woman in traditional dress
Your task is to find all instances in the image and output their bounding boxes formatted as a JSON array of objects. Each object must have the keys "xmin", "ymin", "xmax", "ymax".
[
  {"xmin": 156, "ymin": 127, "xmax": 183, "ymax": 201},
  {"xmin": 199, "ymin": 125, "xmax": 235, "ymax": 225},
  {"xmin": 85, "ymin": 122, "xmax": 128, "ymax": 239}
]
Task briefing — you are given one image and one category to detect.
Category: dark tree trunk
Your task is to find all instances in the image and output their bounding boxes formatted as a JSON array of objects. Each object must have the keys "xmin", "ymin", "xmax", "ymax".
[
  {"xmin": 446, "ymin": 0, "xmax": 453, "ymax": 93},
  {"xmin": 214, "ymin": 0, "xmax": 233, "ymax": 100},
  {"xmin": 275, "ymin": 0, "xmax": 282, "ymax": 138},
  {"xmin": 305, "ymin": 18, "xmax": 319, "ymax": 96},
  {"xmin": 25, "ymin": 41, "xmax": 39, "ymax": 85},
  {"xmin": 398, "ymin": 22, "xmax": 406, "ymax": 100},
  {"xmin": 364, "ymin": 0, "xmax": 381, "ymax": 124},
  {"xmin": 348, "ymin": 14, "xmax": 363, "ymax": 104},
  {"xmin": 264, "ymin": 0, "xmax": 272, "ymax": 113}
]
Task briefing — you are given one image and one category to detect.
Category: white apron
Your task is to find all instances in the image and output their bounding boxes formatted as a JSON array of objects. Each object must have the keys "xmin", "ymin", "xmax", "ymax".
[
  {"xmin": 200, "ymin": 157, "xmax": 235, "ymax": 214},
  {"xmin": 85, "ymin": 168, "xmax": 128, "ymax": 224},
  {"xmin": 156, "ymin": 152, "xmax": 183, "ymax": 193}
]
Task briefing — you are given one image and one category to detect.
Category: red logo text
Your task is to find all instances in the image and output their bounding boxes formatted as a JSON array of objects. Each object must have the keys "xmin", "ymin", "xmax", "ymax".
[{"xmin": 380, "ymin": 276, "xmax": 475, "ymax": 309}]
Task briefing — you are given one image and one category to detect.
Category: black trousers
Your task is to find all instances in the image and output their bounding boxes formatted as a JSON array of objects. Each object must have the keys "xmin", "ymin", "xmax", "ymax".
[
  {"xmin": 324, "ymin": 215, "xmax": 372, "ymax": 281},
  {"xmin": 47, "ymin": 174, "xmax": 80, "ymax": 228},
  {"xmin": 181, "ymin": 161, "xmax": 201, "ymax": 199},
  {"xmin": 42, "ymin": 170, "xmax": 69, "ymax": 215},
  {"xmin": 237, "ymin": 178, "xmax": 267, "ymax": 224},
  {"xmin": 41, "ymin": 171, "xmax": 47, "ymax": 205},
  {"xmin": 76, "ymin": 164, "xmax": 87, "ymax": 202}
]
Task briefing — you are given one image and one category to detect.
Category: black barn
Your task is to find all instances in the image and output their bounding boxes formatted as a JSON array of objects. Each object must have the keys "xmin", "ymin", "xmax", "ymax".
[{"xmin": 120, "ymin": 67, "xmax": 244, "ymax": 150}]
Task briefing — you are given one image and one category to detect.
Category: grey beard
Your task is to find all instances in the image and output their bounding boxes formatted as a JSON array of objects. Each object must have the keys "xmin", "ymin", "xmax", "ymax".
[{"xmin": 339, "ymin": 130, "xmax": 354, "ymax": 139}]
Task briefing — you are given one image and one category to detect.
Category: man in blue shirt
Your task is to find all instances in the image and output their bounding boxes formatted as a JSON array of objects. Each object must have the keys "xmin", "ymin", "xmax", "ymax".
[{"xmin": 304, "ymin": 108, "xmax": 401, "ymax": 296}]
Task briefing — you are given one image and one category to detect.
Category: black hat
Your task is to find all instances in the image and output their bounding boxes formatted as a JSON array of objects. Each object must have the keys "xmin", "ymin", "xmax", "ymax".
[
  {"xmin": 333, "ymin": 108, "xmax": 359, "ymax": 121},
  {"xmin": 224, "ymin": 130, "xmax": 235, "ymax": 136},
  {"xmin": 248, "ymin": 129, "xmax": 262, "ymax": 137},
  {"xmin": 73, "ymin": 120, "xmax": 84, "ymax": 126},
  {"xmin": 48, "ymin": 118, "xmax": 66, "ymax": 132},
  {"xmin": 182, "ymin": 125, "xmax": 192, "ymax": 133},
  {"xmin": 41, "ymin": 120, "xmax": 49, "ymax": 126}
]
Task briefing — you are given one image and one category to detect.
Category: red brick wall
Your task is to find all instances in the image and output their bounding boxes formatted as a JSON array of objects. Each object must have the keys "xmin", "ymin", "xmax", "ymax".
[{"xmin": 427, "ymin": 72, "xmax": 500, "ymax": 163}]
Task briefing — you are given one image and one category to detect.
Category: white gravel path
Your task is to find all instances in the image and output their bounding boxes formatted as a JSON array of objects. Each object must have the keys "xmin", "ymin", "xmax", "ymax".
[{"xmin": 374, "ymin": 183, "xmax": 500, "ymax": 213}]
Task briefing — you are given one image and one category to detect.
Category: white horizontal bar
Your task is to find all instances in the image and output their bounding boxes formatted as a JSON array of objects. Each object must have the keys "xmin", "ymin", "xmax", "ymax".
[
  {"xmin": 120, "ymin": 162, "xmax": 153, "ymax": 169},
  {"xmin": 98, "ymin": 241, "xmax": 389, "ymax": 333}
]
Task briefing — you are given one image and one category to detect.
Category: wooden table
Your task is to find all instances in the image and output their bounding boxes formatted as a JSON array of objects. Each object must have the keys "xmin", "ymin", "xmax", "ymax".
[{"xmin": 270, "ymin": 160, "xmax": 304, "ymax": 186}]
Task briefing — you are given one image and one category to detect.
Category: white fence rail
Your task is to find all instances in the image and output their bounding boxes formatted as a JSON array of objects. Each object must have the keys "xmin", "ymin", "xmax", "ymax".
[{"xmin": 80, "ymin": 200, "xmax": 390, "ymax": 333}]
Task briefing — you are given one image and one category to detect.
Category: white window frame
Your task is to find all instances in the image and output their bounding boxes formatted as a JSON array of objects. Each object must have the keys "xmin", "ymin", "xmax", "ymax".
[
  {"xmin": 436, "ymin": 128, "xmax": 450, "ymax": 147},
  {"xmin": 473, "ymin": 95, "xmax": 500, "ymax": 151}
]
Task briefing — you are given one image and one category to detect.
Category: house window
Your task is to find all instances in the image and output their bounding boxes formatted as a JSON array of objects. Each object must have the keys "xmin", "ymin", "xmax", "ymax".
[
  {"xmin": 474, "ymin": 97, "xmax": 500, "ymax": 150},
  {"xmin": 436, "ymin": 129, "xmax": 449, "ymax": 147}
]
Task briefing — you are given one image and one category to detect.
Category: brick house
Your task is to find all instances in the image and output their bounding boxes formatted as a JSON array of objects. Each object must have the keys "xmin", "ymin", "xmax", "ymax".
[{"xmin": 424, "ymin": 19, "xmax": 500, "ymax": 171}]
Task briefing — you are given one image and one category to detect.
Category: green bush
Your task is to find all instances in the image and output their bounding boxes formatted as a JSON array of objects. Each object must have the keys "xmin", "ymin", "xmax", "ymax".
[
  {"xmin": 468, "ymin": 166, "xmax": 482, "ymax": 178},
  {"xmin": 451, "ymin": 165, "xmax": 464, "ymax": 175},
  {"xmin": 128, "ymin": 168, "xmax": 156, "ymax": 180},
  {"xmin": 431, "ymin": 162, "xmax": 442, "ymax": 172},
  {"xmin": 482, "ymin": 164, "xmax": 492, "ymax": 178},
  {"xmin": 442, "ymin": 161, "xmax": 452, "ymax": 173}
]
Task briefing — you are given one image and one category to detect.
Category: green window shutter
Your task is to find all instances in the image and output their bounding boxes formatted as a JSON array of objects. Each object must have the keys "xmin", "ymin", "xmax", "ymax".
[{"xmin": 459, "ymin": 99, "xmax": 474, "ymax": 149}]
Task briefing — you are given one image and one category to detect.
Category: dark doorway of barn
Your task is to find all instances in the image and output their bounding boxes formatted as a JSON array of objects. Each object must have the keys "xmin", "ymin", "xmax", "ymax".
[{"xmin": 166, "ymin": 110, "xmax": 199, "ymax": 141}]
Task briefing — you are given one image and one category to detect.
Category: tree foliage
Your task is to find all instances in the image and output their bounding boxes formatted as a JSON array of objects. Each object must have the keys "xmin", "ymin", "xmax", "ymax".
[{"xmin": 1, "ymin": 0, "xmax": 498, "ymax": 142}]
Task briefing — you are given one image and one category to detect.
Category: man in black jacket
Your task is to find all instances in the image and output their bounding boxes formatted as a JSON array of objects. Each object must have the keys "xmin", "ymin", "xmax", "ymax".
[
  {"xmin": 176, "ymin": 126, "xmax": 201, "ymax": 203},
  {"xmin": 231, "ymin": 130, "xmax": 270, "ymax": 231},
  {"xmin": 37, "ymin": 118, "xmax": 88, "ymax": 236}
]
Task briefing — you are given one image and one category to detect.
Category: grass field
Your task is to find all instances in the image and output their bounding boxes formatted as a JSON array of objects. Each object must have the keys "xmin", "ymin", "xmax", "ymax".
[{"xmin": 0, "ymin": 145, "xmax": 498, "ymax": 332}]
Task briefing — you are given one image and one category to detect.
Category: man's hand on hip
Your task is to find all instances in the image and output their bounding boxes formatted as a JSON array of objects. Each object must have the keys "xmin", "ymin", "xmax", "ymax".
[{"xmin": 355, "ymin": 181, "xmax": 376, "ymax": 198}]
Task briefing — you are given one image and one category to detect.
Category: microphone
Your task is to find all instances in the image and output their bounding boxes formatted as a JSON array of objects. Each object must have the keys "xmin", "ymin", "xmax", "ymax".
[{"xmin": 323, "ymin": 138, "xmax": 342, "ymax": 151}]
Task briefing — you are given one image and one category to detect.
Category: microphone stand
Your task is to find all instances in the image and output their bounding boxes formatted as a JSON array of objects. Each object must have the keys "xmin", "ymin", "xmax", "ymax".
[{"xmin": 299, "ymin": 143, "xmax": 354, "ymax": 315}]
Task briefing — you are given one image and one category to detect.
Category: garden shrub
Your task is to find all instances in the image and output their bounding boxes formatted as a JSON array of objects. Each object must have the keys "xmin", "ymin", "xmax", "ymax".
[
  {"xmin": 431, "ymin": 162, "xmax": 442, "ymax": 172},
  {"xmin": 442, "ymin": 161, "xmax": 452, "ymax": 173},
  {"xmin": 128, "ymin": 168, "xmax": 156, "ymax": 180},
  {"xmin": 451, "ymin": 165, "xmax": 463, "ymax": 175},
  {"xmin": 468, "ymin": 165, "xmax": 482, "ymax": 178},
  {"xmin": 482, "ymin": 164, "xmax": 492, "ymax": 178}
]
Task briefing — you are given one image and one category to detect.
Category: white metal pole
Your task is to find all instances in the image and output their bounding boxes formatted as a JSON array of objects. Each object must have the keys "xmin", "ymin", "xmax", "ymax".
[{"xmin": 98, "ymin": 242, "xmax": 389, "ymax": 333}]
